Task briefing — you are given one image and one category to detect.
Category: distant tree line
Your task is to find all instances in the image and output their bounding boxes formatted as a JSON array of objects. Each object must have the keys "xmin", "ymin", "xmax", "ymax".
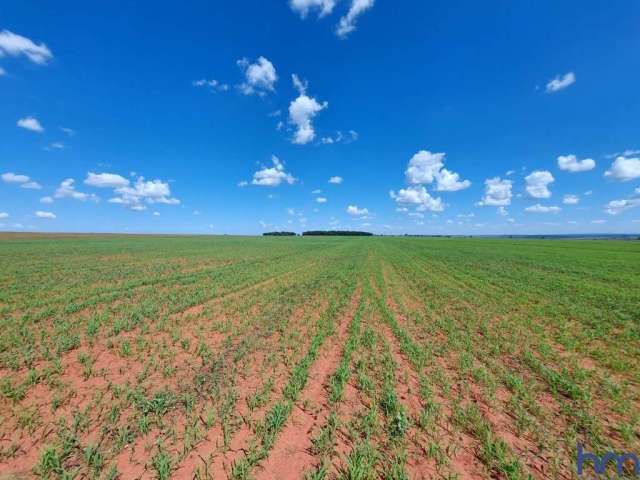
[
  {"xmin": 263, "ymin": 231, "xmax": 297, "ymax": 236},
  {"xmin": 302, "ymin": 230, "xmax": 373, "ymax": 236}
]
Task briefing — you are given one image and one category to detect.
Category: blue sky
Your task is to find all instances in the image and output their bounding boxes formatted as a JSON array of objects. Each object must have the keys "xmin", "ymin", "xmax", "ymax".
[{"xmin": 1, "ymin": 0, "xmax": 639, "ymax": 235}]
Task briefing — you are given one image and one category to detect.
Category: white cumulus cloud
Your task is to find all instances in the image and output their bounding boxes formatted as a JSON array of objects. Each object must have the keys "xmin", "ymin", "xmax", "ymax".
[
  {"xmin": 390, "ymin": 185, "xmax": 444, "ymax": 212},
  {"xmin": 35, "ymin": 211, "xmax": 56, "ymax": 219},
  {"xmin": 563, "ymin": 194, "xmax": 579, "ymax": 205},
  {"xmin": 321, "ymin": 130, "xmax": 358, "ymax": 145},
  {"xmin": 0, "ymin": 30, "xmax": 53, "ymax": 65},
  {"xmin": 329, "ymin": 176, "xmax": 343, "ymax": 184},
  {"xmin": 84, "ymin": 172, "xmax": 130, "ymax": 189},
  {"xmin": 288, "ymin": 75, "xmax": 328, "ymax": 145},
  {"xmin": 406, "ymin": 150, "xmax": 444, "ymax": 184},
  {"xmin": 316, "ymin": 197, "xmax": 327, "ymax": 203},
  {"xmin": 405, "ymin": 150, "xmax": 470, "ymax": 191},
  {"xmin": 346, "ymin": 205, "xmax": 369, "ymax": 216},
  {"xmin": 435, "ymin": 168, "xmax": 471, "ymax": 192},
  {"xmin": 55, "ymin": 179, "xmax": 99, "ymax": 202},
  {"xmin": 525, "ymin": 170, "xmax": 554, "ymax": 198},
  {"xmin": 251, "ymin": 155, "xmax": 296, "ymax": 187},
  {"xmin": 477, "ymin": 177, "xmax": 512, "ymax": 206},
  {"xmin": 290, "ymin": 0, "xmax": 336, "ymax": 18},
  {"xmin": 525, "ymin": 204, "xmax": 561, "ymax": 213},
  {"xmin": 604, "ymin": 156, "xmax": 640, "ymax": 182},
  {"xmin": 17, "ymin": 116, "xmax": 44, "ymax": 133},
  {"xmin": 84, "ymin": 172, "xmax": 179, "ymax": 210},
  {"xmin": 193, "ymin": 78, "xmax": 229, "ymax": 93},
  {"xmin": 605, "ymin": 198, "xmax": 640, "ymax": 216},
  {"xmin": 336, "ymin": 0, "xmax": 375, "ymax": 39},
  {"xmin": 557, "ymin": 154, "xmax": 595, "ymax": 173},
  {"xmin": 1, "ymin": 172, "xmax": 41, "ymax": 189},
  {"xmin": 238, "ymin": 56, "xmax": 278, "ymax": 95},
  {"xmin": 2, "ymin": 172, "xmax": 29, "ymax": 184},
  {"xmin": 605, "ymin": 189, "xmax": 640, "ymax": 215},
  {"xmin": 546, "ymin": 72, "xmax": 576, "ymax": 93}
]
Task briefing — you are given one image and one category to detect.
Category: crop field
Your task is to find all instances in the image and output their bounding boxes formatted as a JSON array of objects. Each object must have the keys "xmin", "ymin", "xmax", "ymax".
[{"xmin": 0, "ymin": 234, "xmax": 638, "ymax": 479}]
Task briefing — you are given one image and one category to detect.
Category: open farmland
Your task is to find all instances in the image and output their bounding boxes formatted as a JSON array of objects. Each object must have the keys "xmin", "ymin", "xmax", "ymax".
[{"xmin": 0, "ymin": 235, "xmax": 639, "ymax": 479}]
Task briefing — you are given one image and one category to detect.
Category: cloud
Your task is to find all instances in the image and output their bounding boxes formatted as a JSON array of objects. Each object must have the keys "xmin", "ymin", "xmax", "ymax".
[
  {"xmin": 289, "ymin": 0, "xmax": 336, "ymax": 18},
  {"xmin": 0, "ymin": 67, "xmax": 5, "ymax": 76},
  {"xmin": 153, "ymin": 211, "xmax": 160, "ymax": 217},
  {"xmin": 557, "ymin": 154, "xmax": 595, "ymax": 173},
  {"xmin": 316, "ymin": 197, "xmax": 327, "ymax": 203},
  {"xmin": 546, "ymin": 72, "xmax": 576, "ymax": 93},
  {"xmin": 2, "ymin": 172, "xmax": 29, "ymax": 184},
  {"xmin": 605, "ymin": 189, "xmax": 640, "ymax": 215},
  {"xmin": 329, "ymin": 176, "xmax": 343, "ymax": 184},
  {"xmin": 604, "ymin": 156, "xmax": 640, "ymax": 182},
  {"xmin": 193, "ymin": 78, "xmax": 229, "ymax": 93},
  {"xmin": 525, "ymin": 204, "xmax": 561, "ymax": 213},
  {"xmin": 405, "ymin": 150, "xmax": 470, "ymax": 191},
  {"xmin": 336, "ymin": 0, "xmax": 375, "ymax": 39},
  {"xmin": 17, "ymin": 116, "xmax": 44, "ymax": 133},
  {"xmin": 84, "ymin": 172, "xmax": 130, "ymax": 188},
  {"xmin": 390, "ymin": 150, "xmax": 466, "ymax": 213},
  {"xmin": 0, "ymin": 30, "xmax": 53, "ymax": 65},
  {"xmin": 237, "ymin": 180, "xmax": 249, "ymax": 187},
  {"xmin": 435, "ymin": 168, "xmax": 472, "ymax": 192},
  {"xmin": 114, "ymin": 178, "xmax": 180, "ymax": 207},
  {"xmin": 35, "ymin": 211, "xmax": 56, "ymax": 219},
  {"xmin": 497, "ymin": 206, "xmax": 508, "ymax": 216},
  {"xmin": 346, "ymin": 205, "xmax": 369, "ymax": 216},
  {"xmin": 40, "ymin": 196, "xmax": 53, "ymax": 204},
  {"xmin": 321, "ymin": 130, "xmax": 358, "ymax": 145},
  {"xmin": 251, "ymin": 155, "xmax": 296, "ymax": 186},
  {"xmin": 563, "ymin": 194, "xmax": 579, "ymax": 205},
  {"xmin": 237, "ymin": 56, "xmax": 278, "ymax": 95},
  {"xmin": 1, "ymin": 172, "xmax": 42, "ymax": 189},
  {"xmin": 61, "ymin": 127, "xmax": 75, "ymax": 137},
  {"xmin": 54, "ymin": 179, "xmax": 99, "ymax": 202},
  {"xmin": 84, "ymin": 172, "xmax": 179, "ymax": 210},
  {"xmin": 525, "ymin": 170, "xmax": 554, "ymax": 198},
  {"xmin": 406, "ymin": 150, "xmax": 444, "ymax": 184},
  {"xmin": 0, "ymin": 212, "xmax": 8, "ymax": 219},
  {"xmin": 477, "ymin": 177, "xmax": 512, "ymax": 206},
  {"xmin": 288, "ymin": 75, "xmax": 328, "ymax": 145},
  {"xmin": 390, "ymin": 185, "xmax": 444, "ymax": 212},
  {"xmin": 46, "ymin": 142, "xmax": 65, "ymax": 151},
  {"xmin": 607, "ymin": 149, "xmax": 640, "ymax": 159},
  {"xmin": 605, "ymin": 198, "xmax": 640, "ymax": 216}
]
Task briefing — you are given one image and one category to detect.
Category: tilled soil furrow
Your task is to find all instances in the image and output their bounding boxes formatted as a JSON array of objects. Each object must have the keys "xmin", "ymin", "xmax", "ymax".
[{"xmin": 254, "ymin": 288, "xmax": 362, "ymax": 480}]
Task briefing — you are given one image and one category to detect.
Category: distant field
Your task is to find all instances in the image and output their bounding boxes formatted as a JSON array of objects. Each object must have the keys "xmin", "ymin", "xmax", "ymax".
[{"xmin": 0, "ymin": 235, "xmax": 638, "ymax": 479}]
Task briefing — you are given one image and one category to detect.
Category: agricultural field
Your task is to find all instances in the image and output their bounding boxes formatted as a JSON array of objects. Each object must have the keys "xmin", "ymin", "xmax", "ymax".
[{"xmin": 0, "ymin": 234, "xmax": 638, "ymax": 479}]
